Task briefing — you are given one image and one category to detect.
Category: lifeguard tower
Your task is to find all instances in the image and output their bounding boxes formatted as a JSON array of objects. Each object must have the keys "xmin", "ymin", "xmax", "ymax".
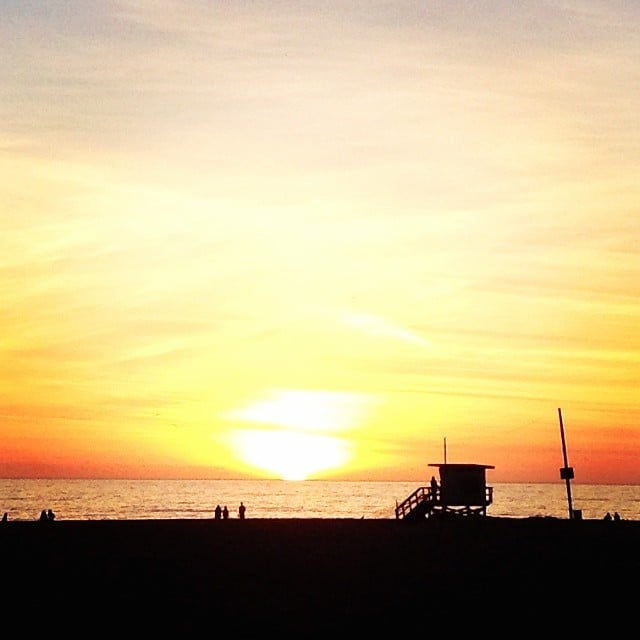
[{"xmin": 395, "ymin": 463, "xmax": 494, "ymax": 521}]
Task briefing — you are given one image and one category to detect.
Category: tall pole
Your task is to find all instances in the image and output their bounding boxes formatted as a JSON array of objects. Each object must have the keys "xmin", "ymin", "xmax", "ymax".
[
  {"xmin": 558, "ymin": 408, "xmax": 575, "ymax": 519},
  {"xmin": 443, "ymin": 437, "xmax": 447, "ymax": 464}
]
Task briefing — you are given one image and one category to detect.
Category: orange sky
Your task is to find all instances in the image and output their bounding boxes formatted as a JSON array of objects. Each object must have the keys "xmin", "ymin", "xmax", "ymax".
[{"xmin": 1, "ymin": 1, "xmax": 639, "ymax": 483}]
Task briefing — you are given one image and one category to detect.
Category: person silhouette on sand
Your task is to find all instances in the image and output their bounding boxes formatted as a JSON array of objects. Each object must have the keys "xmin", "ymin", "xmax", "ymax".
[
  {"xmin": 222, "ymin": 505, "xmax": 229, "ymax": 520},
  {"xmin": 214, "ymin": 505, "xmax": 222, "ymax": 520},
  {"xmin": 39, "ymin": 509, "xmax": 48, "ymax": 522},
  {"xmin": 47, "ymin": 509, "xmax": 55, "ymax": 521},
  {"xmin": 238, "ymin": 501, "xmax": 246, "ymax": 520}
]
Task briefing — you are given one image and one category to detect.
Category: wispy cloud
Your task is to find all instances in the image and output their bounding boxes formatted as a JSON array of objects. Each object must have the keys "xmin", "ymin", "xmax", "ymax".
[{"xmin": 2, "ymin": 1, "xmax": 639, "ymax": 481}]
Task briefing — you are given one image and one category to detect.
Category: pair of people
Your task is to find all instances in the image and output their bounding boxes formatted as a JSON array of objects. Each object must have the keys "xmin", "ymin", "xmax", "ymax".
[{"xmin": 214, "ymin": 504, "xmax": 229, "ymax": 520}]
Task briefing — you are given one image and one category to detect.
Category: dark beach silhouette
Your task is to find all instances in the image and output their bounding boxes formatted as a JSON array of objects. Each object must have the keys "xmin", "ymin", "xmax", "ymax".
[{"xmin": 0, "ymin": 516, "xmax": 636, "ymax": 633}]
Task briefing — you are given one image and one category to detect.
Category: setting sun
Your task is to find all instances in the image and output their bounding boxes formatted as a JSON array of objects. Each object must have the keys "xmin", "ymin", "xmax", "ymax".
[
  {"xmin": 229, "ymin": 430, "xmax": 350, "ymax": 481},
  {"xmin": 223, "ymin": 389, "xmax": 370, "ymax": 479}
]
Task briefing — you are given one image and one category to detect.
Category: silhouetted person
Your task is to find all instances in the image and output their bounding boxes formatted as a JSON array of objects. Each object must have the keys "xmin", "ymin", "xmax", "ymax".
[
  {"xmin": 613, "ymin": 511, "xmax": 621, "ymax": 521},
  {"xmin": 39, "ymin": 509, "xmax": 48, "ymax": 522},
  {"xmin": 604, "ymin": 512, "xmax": 612, "ymax": 521},
  {"xmin": 222, "ymin": 505, "xmax": 229, "ymax": 520},
  {"xmin": 430, "ymin": 475, "xmax": 439, "ymax": 498},
  {"xmin": 214, "ymin": 504, "xmax": 222, "ymax": 520},
  {"xmin": 1, "ymin": 512, "xmax": 7, "ymax": 523},
  {"xmin": 238, "ymin": 501, "xmax": 246, "ymax": 520},
  {"xmin": 47, "ymin": 509, "xmax": 55, "ymax": 521}
]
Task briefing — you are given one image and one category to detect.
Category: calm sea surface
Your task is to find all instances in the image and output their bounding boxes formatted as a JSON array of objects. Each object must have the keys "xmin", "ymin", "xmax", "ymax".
[{"xmin": 1, "ymin": 479, "xmax": 638, "ymax": 522}]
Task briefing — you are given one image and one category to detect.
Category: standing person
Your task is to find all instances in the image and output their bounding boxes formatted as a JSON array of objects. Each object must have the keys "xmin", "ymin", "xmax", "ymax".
[
  {"xmin": 214, "ymin": 504, "xmax": 222, "ymax": 520},
  {"xmin": 430, "ymin": 475, "xmax": 439, "ymax": 498},
  {"xmin": 238, "ymin": 501, "xmax": 246, "ymax": 520},
  {"xmin": 222, "ymin": 505, "xmax": 229, "ymax": 520},
  {"xmin": 47, "ymin": 508, "xmax": 56, "ymax": 521}
]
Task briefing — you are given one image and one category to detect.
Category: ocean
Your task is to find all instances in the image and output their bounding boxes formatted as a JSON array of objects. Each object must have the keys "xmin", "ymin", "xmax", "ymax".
[{"xmin": 1, "ymin": 479, "xmax": 638, "ymax": 521}]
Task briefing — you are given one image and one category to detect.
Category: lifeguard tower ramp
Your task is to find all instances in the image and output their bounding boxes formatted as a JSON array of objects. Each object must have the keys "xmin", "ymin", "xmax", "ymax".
[{"xmin": 396, "ymin": 463, "xmax": 494, "ymax": 521}]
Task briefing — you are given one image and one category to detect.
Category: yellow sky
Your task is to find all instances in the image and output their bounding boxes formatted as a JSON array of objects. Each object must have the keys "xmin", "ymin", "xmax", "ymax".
[{"xmin": 1, "ymin": 1, "xmax": 639, "ymax": 483}]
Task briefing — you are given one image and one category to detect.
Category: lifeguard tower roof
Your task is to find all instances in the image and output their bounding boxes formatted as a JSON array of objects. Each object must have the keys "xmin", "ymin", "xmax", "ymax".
[{"xmin": 428, "ymin": 463, "xmax": 495, "ymax": 470}]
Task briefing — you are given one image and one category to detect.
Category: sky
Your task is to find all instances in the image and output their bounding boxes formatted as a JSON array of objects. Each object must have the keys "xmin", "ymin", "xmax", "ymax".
[{"xmin": 1, "ymin": 1, "xmax": 639, "ymax": 484}]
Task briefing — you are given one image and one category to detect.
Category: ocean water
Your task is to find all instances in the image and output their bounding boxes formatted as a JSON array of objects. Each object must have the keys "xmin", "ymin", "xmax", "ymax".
[{"xmin": 1, "ymin": 479, "xmax": 638, "ymax": 522}]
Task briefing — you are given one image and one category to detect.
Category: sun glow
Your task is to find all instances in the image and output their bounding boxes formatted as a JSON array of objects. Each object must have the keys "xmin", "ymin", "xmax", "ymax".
[
  {"xmin": 224, "ymin": 389, "xmax": 371, "ymax": 480},
  {"xmin": 229, "ymin": 429, "xmax": 350, "ymax": 481}
]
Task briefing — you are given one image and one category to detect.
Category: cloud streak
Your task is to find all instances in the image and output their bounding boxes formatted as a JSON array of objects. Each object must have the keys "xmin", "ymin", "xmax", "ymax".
[{"xmin": 1, "ymin": 1, "xmax": 639, "ymax": 482}]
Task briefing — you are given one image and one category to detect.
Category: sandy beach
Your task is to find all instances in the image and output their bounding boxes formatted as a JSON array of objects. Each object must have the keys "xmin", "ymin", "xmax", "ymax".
[{"xmin": 2, "ymin": 516, "xmax": 636, "ymax": 632}]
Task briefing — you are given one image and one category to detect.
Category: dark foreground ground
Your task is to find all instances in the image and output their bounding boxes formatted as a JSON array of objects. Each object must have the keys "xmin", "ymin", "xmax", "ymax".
[{"xmin": 1, "ymin": 516, "xmax": 637, "ymax": 632}]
